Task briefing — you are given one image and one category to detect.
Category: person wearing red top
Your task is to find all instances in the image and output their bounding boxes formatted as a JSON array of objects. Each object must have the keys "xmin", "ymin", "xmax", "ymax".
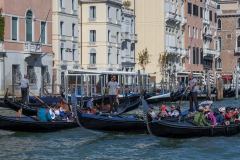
[{"xmin": 225, "ymin": 107, "xmax": 238, "ymax": 124}]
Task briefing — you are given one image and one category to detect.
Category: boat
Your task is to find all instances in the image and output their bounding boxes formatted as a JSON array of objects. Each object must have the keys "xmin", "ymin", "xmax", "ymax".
[
  {"xmin": 0, "ymin": 114, "xmax": 79, "ymax": 132},
  {"xmin": 142, "ymin": 98, "xmax": 240, "ymax": 138},
  {"xmin": 145, "ymin": 92, "xmax": 171, "ymax": 103}
]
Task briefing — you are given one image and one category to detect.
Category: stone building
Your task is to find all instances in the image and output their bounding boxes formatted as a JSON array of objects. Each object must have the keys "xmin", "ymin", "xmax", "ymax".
[{"xmin": 0, "ymin": 0, "xmax": 53, "ymax": 96}]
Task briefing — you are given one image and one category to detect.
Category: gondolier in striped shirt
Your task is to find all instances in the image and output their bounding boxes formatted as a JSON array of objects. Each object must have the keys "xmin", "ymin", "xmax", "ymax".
[
  {"xmin": 19, "ymin": 74, "xmax": 29, "ymax": 105},
  {"xmin": 186, "ymin": 72, "xmax": 198, "ymax": 112}
]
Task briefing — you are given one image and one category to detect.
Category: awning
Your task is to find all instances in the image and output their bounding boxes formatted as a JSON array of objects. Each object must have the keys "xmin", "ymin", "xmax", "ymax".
[{"xmin": 222, "ymin": 75, "xmax": 232, "ymax": 80}]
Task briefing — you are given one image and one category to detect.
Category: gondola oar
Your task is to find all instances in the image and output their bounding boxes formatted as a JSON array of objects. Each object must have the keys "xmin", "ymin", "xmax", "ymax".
[
  {"xmin": 28, "ymin": 90, "xmax": 51, "ymax": 109},
  {"xmin": 177, "ymin": 87, "xmax": 189, "ymax": 110}
]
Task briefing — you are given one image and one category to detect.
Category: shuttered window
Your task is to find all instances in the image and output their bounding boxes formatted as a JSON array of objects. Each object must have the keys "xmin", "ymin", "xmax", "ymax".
[
  {"xmin": 26, "ymin": 10, "xmax": 33, "ymax": 42},
  {"xmin": 200, "ymin": 49, "xmax": 203, "ymax": 64},
  {"xmin": 209, "ymin": 10, "xmax": 212, "ymax": 21},
  {"xmin": 188, "ymin": 3, "xmax": 192, "ymax": 14},
  {"xmin": 215, "ymin": 13, "xmax": 217, "ymax": 23},
  {"xmin": 41, "ymin": 22, "xmax": 46, "ymax": 44},
  {"xmin": 193, "ymin": 5, "xmax": 198, "ymax": 16},
  {"xmin": 200, "ymin": 7, "xmax": 203, "ymax": 18},
  {"xmin": 90, "ymin": 6, "xmax": 96, "ymax": 18},
  {"xmin": 12, "ymin": 17, "xmax": 18, "ymax": 40}
]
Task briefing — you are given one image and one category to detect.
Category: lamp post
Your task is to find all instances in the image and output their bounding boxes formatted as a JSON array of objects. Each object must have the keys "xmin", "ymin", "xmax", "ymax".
[{"xmin": 236, "ymin": 66, "xmax": 239, "ymax": 99}]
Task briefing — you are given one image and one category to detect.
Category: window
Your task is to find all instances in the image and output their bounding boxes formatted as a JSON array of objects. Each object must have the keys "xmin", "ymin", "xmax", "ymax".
[
  {"xmin": 193, "ymin": 4, "xmax": 198, "ymax": 16},
  {"xmin": 200, "ymin": 49, "xmax": 203, "ymax": 64},
  {"xmin": 12, "ymin": 65, "xmax": 22, "ymax": 84},
  {"xmin": 218, "ymin": 19, "xmax": 221, "ymax": 30},
  {"xmin": 60, "ymin": 0, "xmax": 63, "ymax": 8},
  {"xmin": 237, "ymin": 18, "xmax": 240, "ymax": 28},
  {"xmin": 238, "ymin": 58, "xmax": 240, "ymax": 68},
  {"xmin": 218, "ymin": 37, "xmax": 222, "ymax": 50},
  {"xmin": 117, "ymin": 32, "xmax": 119, "ymax": 43},
  {"xmin": 209, "ymin": 10, "xmax": 212, "ymax": 21},
  {"xmin": 60, "ymin": 43, "xmax": 64, "ymax": 60},
  {"xmin": 196, "ymin": 28, "xmax": 198, "ymax": 39},
  {"xmin": 41, "ymin": 22, "xmax": 46, "ymax": 44},
  {"xmin": 117, "ymin": 50, "xmax": 119, "ymax": 64},
  {"xmin": 26, "ymin": 10, "xmax": 33, "ymax": 42},
  {"xmin": 108, "ymin": 7, "xmax": 110, "ymax": 18},
  {"xmin": 217, "ymin": 5, "xmax": 220, "ymax": 9},
  {"xmin": 200, "ymin": 29, "xmax": 202, "ymax": 39},
  {"xmin": 193, "ymin": 27, "xmax": 195, "ymax": 38},
  {"xmin": 188, "ymin": 25, "xmax": 190, "ymax": 37},
  {"xmin": 72, "ymin": 0, "xmax": 75, "ymax": 10},
  {"xmin": 72, "ymin": 23, "xmax": 75, "ymax": 37},
  {"xmin": 108, "ymin": 30, "xmax": 110, "ymax": 42},
  {"xmin": 116, "ymin": 9, "xmax": 119, "ymax": 20},
  {"xmin": 27, "ymin": 66, "xmax": 37, "ymax": 84},
  {"xmin": 215, "ymin": 58, "xmax": 222, "ymax": 69},
  {"xmin": 193, "ymin": 47, "xmax": 199, "ymax": 64},
  {"xmin": 60, "ymin": 21, "xmax": 64, "ymax": 35},
  {"xmin": 72, "ymin": 44, "xmax": 76, "ymax": 61},
  {"xmin": 90, "ymin": 6, "xmax": 96, "ymax": 18},
  {"xmin": 90, "ymin": 49, "xmax": 96, "ymax": 64},
  {"xmin": 90, "ymin": 30, "xmax": 96, "ymax": 42},
  {"xmin": 237, "ymin": 36, "xmax": 240, "ymax": 48},
  {"xmin": 108, "ymin": 49, "xmax": 111, "ymax": 64},
  {"xmin": 12, "ymin": 17, "xmax": 18, "ymax": 40},
  {"xmin": 200, "ymin": 7, "xmax": 203, "ymax": 18},
  {"xmin": 215, "ymin": 13, "xmax": 217, "ymax": 23},
  {"xmin": 188, "ymin": 3, "xmax": 192, "ymax": 14},
  {"xmin": 226, "ymin": 34, "xmax": 232, "ymax": 39}
]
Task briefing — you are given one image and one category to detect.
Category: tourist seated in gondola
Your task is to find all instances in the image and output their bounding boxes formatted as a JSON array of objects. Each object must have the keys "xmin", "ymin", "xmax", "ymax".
[
  {"xmin": 194, "ymin": 106, "xmax": 213, "ymax": 126},
  {"xmin": 156, "ymin": 104, "xmax": 169, "ymax": 119},
  {"xmin": 204, "ymin": 105, "xmax": 216, "ymax": 126},
  {"xmin": 213, "ymin": 108, "xmax": 224, "ymax": 125},
  {"xmin": 37, "ymin": 106, "xmax": 53, "ymax": 122},
  {"xmin": 168, "ymin": 105, "xmax": 179, "ymax": 117},
  {"xmin": 225, "ymin": 107, "xmax": 238, "ymax": 125},
  {"xmin": 148, "ymin": 104, "xmax": 157, "ymax": 118},
  {"xmin": 86, "ymin": 107, "xmax": 92, "ymax": 114}
]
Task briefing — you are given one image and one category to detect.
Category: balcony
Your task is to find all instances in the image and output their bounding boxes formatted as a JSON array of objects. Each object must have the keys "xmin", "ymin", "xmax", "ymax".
[
  {"xmin": 69, "ymin": 61, "xmax": 81, "ymax": 69},
  {"xmin": 87, "ymin": 64, "xmax": 97, "ymax": 69},
  {"xmin": 88, "ymin": 18, "xmax": 97, "ymax": 22},
  {"xmin": 72, "ymin": 36, "xmax": 78, "ymax": 42},
  {"xmin": 108, "ymin": 18, "xmax": 112, "ymax": 23},
  {"xmin": 121, "ymin": 32, "xmax": 130, "ymax": 41},
  {"xmin": 0, "ymin": 41, "xmax": 3, "ymax": 51},
  {"xmin": 122, "ymin": 7, "xmax": 134, "ymax": 15},
  {"xmin": 130, "ymin": 34, "xmax": 138, "ymax": 43},
  {"xmin": 60, "ymin": 35, "xmax": 66, "ymax": 41},
  {"xmin": 116, "ymin": 20, "xmax": 121, "ymax": 25},
  {"xmin": 56, "ymin": 60, "xmax": 68, "ymax": 67},
  {"xmin": 116, "ymin": 43, "xmax": 121, "ymax": 48},
  {"xmin": 203, "ymin": 48, "xmax": 218, "ymax": 56},
  {"xmin": 88, "ymin": 42, "xmax": 97, "ymax": 46},
  {"xmin": 108, "ymin": 64, "xmax": 113, "ymax": 71},
  {"xmin": 107, "ymin": 42, "xmax": 112, "ymax": 47},
  {"xmin": 235, "ymin": 47, "xmax": 240, "ymax": 54},
  {"xmin": 24, "ymin": 42, "xmax": 42, "ymax": 53},
  {"xmin": 116, "ymin": 64, "xmax": 122, "ymax": 71},
  {"xmin": 72, "ymin": 10, "xmax": 77, "ymax": 15},
  {"xmin": 60, "ymin": 7, "xmax": 65, "ymax": 13},
  {"xmin": 181, "ymin": 49, "xmax": 189, "ymax": 57},
  {"xmin": 203, "ymin": 33, "xmax": 213, "ymax": 39},
  {"xmin": 181, "ymin": 17, "xmax": 187, "ymax": 26},
  {"xmin": 203, "ymin": 19, "xmax": 210, "ymax": 26},
  {"xmin": 165, "ymin": 12, "xmax": 181, "ymax": 24}
]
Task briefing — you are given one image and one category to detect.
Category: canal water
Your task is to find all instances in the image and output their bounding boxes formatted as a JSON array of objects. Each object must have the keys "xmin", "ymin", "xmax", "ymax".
[{"xmin": 1, "ymin": 97, "xmax": 240, "ymax": 159}]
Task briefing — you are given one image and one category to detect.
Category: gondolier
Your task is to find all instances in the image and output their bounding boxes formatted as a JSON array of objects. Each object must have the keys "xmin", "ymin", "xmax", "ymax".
[
  {"xmin": 186, "ymin": 72, "xmax": 198, "ymax": 112},
  {"xmin": 107, "ymin": 74, "xmax": 119, "ymax": 114},
  {"xmin": 19, "ymin": 74, "xmax": 29, "ymax": 105}
]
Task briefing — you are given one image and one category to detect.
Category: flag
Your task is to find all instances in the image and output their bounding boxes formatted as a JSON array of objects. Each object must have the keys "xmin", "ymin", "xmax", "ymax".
[{"xmin": 174, "ymin": 4, "xmax": 178, "ymax": 15}]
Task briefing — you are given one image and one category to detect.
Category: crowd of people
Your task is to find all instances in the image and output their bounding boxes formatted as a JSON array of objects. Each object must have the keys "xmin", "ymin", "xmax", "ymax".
[
  {"xmin": 148, "ymin": 104, "xmax": 180, "ymax": 120},
  {"xmin": 37, "ymin": 99, "xmax": 76, "ymax": 122}
]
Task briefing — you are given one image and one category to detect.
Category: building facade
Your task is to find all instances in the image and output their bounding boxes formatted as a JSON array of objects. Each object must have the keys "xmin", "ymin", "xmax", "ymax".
[
  {"xmin": 216, "ymin": 0, "xmax": 240, "ymax": 79},
  {"xmin": 79, "ymin": 0, "xmax": 122, "ymax": 72},
  {"xmin": 0, "ymin": 0, "xmax": 53, "ymax": 96},
  {"xmin": 52, "ymin": 0, "xmax": 80, "ymax": 89}
]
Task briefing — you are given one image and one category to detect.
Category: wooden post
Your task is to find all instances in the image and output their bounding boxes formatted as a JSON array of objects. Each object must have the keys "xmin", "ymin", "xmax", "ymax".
[
  {"xmin": 236, "ymin": 67, "xmax": 239, "ymax": 99},
  {"xmin": 138, "ymin": 70, "xmax": 141, "ymax": 93},
  {"xmin": 12, "ymin": 78, "xmax": 14, "ymax": 102},
  {"xmin": 216, "ymin": 77, "xmax": 223, "ymax": 101},
  {"xmin": 81, "ymin": 74, "xmax": 84, "ymax": 107},
  {"xmin": 207, "ymin": 70, "xmax": 211, "ymax": 99},
  {"xmin": 100, "ymin": 75, "xmax": 103, "ymax": 95},
  {"xmin": 52, "ymin": 75, "xmax": 54, "ymax": 97},
  {"xmin": 75, "ymin": 75, "xmax": 77, "ymax": 95}
]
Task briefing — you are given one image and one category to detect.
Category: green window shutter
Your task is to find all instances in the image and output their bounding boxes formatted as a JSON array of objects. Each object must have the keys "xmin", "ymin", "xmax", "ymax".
[
  {"xmin": 41, "ymin": 22, "xmax": 46, "ymax": 44},
  {"xmin": 12, "ymin": 17, "xmax": 17, "ymax": 40},
  {"xmin": 26, "ymin": 18, "xmax": 32, "ymax": 41}
]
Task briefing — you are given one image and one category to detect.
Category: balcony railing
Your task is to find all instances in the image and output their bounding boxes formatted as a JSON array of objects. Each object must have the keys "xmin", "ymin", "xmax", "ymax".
[
  {"xmin": 24, "ymin": 42, "xmax": 42, "ymax": 53},
  {"xmin": 203, "ymin": 19, "xmax": 210, "ymax": 25},
  {"xmin": 165, "ymin": 12, "xmax": 181, "ymax": 24},
  {"xmin": 203, "ymin": 33, "xmax": 212, "ymax": 39},
  {"xmin": 108, "ymin": 64, "xmax": 113, "ymax": 71},
  {"xmin": 121, "ymin": 32, "xmax": 130, "ymax": 41},
  {"xmin": 235, "ymin": 47, "xmax": 240, "ymax": 53},
  {"xmin": 0, "ymin": 41, "xmax": 3, "ymax": 51},
  {"xmin": 130, "ymin": 34, "xmax": 138, "ymax": 43},
  {"xmin": 72, "ymin": 10, "xmax": 77, "ymax": 15},
  {"xmin": 166, "ymin": 46, "xmax": 188, "ymax": 57},
  {"xmin": 60, "ymin": 7, "xmax": 65, "ymax": 13},
  {"xmin": 56, "ymin": 60, "xmax": 68, "ymax": 67},
  {"xmin": 108, "ymin": 18, "xmax": 112, "ymax": 23},
  {"xmin": 88, "ymin": 42, "xmax": 97, "ymax": 46},
  {"xmin": 203, "ymin": 48, "xmax": 218, "ymax": 56},
  {"xmin": 122, "ymin": 7, "xmax": 134, "ymax": 15},
  {"xmin": 72, "ymin": 36, "xmax": 78, "ymax": 42},
  {"xmin": 87, "ymin": 64, "xmax": 97, "ymax": 69},
  {"xmin": 88, "ymin": 18, "xmax": 97, "ymax": 22},
  {"xmin": 68, "ymin": 61, "xmax": 81, "ymax": 69},
  {"xmin": 116, "ymin": 64, "xmax": 122, "ymax": 71},
  {"xmin": 60, "ymin": 35, "xmax": 65, "ymax": 41}
]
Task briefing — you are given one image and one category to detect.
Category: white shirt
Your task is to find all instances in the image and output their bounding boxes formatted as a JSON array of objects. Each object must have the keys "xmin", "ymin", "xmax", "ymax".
[
  {"xmin": 168, "ymin": 110, "xmax": 179, "ymax": 117},
  {"xmin": 149, "ymin": 111, "xmax": 157, "ymax": 118}
]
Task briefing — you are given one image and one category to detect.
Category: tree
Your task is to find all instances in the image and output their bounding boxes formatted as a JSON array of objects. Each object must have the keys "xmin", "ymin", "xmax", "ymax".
[
  {"xmin": 123, "ymin": 1, "xmax": 131, "ymax": 8},
  {"xmin": 0, "ymin": 8, "xmax": 4, "ymax": 41},
  {"xmin": 138, "ymin": 48, "xmax": 151, "ymax": 73},
  {"xmin": 158, "ymin": 51, "xmax": 169, "ymax": 75}
]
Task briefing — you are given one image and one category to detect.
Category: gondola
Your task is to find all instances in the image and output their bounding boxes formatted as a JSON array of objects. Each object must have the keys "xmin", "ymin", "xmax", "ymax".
[
  {"xmin": 0, "ymin": 114, "xmax": 79, "ymax": 132},
  {"xmin": 142, "ymin": 99, "xmax": 240, "ymax": 138},
  {"xmin": 145, "ymin": 92, "xmax": 171, "ymax": 103}
]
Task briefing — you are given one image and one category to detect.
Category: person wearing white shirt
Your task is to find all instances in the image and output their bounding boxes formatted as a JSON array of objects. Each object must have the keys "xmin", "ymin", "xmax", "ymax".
[{"xmin": 168, "ymin": 105, "xmax": 179, "ymax": 117}]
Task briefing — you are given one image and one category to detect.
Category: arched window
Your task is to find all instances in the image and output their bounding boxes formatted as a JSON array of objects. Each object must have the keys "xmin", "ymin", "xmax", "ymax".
[
  {"xmin": 218, "ymin": 37, "xmax": 222, "ymax": 50},
  {"xmin": 60, "ymin": 43, "xmax": 64, "ymax": 60},
  {"xmin": 237, "ymin": 36, "xmax": 240, "ymax": 48},
  {"xmin": 26, "ymin": 10, "xmax": 33, "ymax": 41},
  {"xmin": 215, "ymin": 58, "xmax": 222, "ymax": 69},
  {"xmin": 72, "ymin": 44, "xmax": 76, "ymax": 61},
  {"xmin": 90, "ymin": 49, "xmax": 96, "ymax": 64},
  {"xmin": 72, "ymin": 23, "xmax": 75, "ymax": 37},
  {"xmin": 238, "ymin": 58, "xmax": 240, "ymax": 68},
  {"xmin": 60, "ymin": 21, "xmax": 64, "ymax": 35},
  {"xmin": 108, "ymin": 49, "xmax": 111, "ymax": 64},
  {"xmin": 218, "ymin": 19, "xmax": 221, "ymax": 30},
  {"xmin": 238, "ymin": 18, "xmax": 240, "ymax": 28}
]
